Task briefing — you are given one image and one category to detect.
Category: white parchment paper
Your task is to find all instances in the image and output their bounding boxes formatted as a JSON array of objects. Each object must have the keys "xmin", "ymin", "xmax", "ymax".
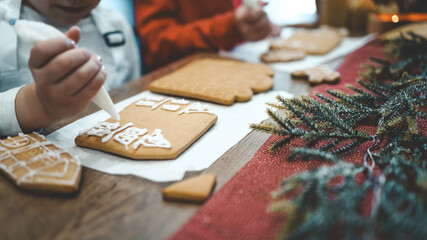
[
  {"xmin": 47, "ymin": 90, "xmax": 292, "ymax": 182},
  {"xmin": 220, "ymin": 28, "xmax": 374, "ymax": 73}
]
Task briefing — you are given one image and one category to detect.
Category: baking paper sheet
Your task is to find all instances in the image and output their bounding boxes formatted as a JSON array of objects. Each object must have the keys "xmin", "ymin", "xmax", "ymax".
[
  {"xmin": 47, "ymin": 90, "xmax": 292, "ymax": 182},
  {"xmin": 220, "ymin": 28, "xmax": 374, "ymax": 73}
]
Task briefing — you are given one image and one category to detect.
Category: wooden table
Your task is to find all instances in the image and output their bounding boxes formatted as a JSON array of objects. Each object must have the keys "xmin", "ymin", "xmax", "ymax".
[{"xmin": 0, "ymin": 53, "xmax": 339, "ymax": 240}]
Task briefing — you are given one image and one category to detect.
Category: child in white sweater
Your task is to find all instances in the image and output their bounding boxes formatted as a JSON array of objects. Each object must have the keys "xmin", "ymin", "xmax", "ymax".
[{"xmin": 0, "ymin": 0, "xmax": 140, "ymax": 136}]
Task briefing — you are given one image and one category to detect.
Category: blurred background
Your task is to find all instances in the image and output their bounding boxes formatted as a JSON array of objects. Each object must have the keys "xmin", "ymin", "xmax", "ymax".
[{"xmin": 99, "ymin": 0, "xmax": 427, "ymax": 35}]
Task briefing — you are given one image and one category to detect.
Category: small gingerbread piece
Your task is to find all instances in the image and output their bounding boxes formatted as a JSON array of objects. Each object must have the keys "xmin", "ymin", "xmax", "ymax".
[
  {"xmin": 260, "ymin": 49, "xmax": 306, "ymax": 63},
  {"xmin": 0, "ymin": 133, "xmax": 81, "ymax": 193},
  {"xmin": 162, "ymin": 174, "xmax": 216, "ymax": 203},
  {"xmin": 291, "ymin": 66, "xmax": 340, "ymax": 85}
]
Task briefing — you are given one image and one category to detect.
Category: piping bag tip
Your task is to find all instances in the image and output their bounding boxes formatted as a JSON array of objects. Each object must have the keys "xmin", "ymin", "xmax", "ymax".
[{"xmin": 92, "ymin": 87, "xmax": 121, "ymax": 121}]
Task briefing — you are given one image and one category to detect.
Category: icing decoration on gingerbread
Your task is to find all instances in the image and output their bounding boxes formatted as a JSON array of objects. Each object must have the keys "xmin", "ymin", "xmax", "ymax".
[
  {"xmin": 162, "ymin": 104, "xmax": 180, "ymax": 111},
  {"xmin": 136, "ymin": 100, "xmax": 156, "ymax": 107},
  {"xmin": 85, "ymin": 122, "xmax": 120, "ymax": 137},
  {"xmin": 151, "ymin": 98, "xmax": 174, "ymax": 110},
  {"xmin": 0, "ymin": 133, "xmax": 80, "ymax": 187},
  {"xmin": 82, "ymin": 122, "xmax": 173, "ymax": 150},
  {"xmin": 179, "ymin": 102, "xmax": 214, "ymax": 115},
  {"xmin": 136, "ymin": 97, "xmax": 193, "ymax": 112},
  {"xmin": 143, "ymin": 96, "xmax": 165, "ymax": 101},
  {"xmin": 101, "ymin": 122, "xmax": 134, "ymax": 143},
  {"xmin": 170, "ymin": 99, "xmax": 189, "ymax": 105},
  {"xmin": 114, "ymin": 127, "xmax": 148, "ymax": 150},
  {"xmin": 0, "ymin": 135, "xmax": 30, "ymax": 149},
  {"xmin": 133, "ymin": 129, "xmax": 171, "ymax": 149}
]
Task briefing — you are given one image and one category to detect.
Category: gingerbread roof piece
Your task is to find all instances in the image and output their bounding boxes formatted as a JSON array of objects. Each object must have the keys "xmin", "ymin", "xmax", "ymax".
[
  {"xmin": 0, "ymin": 133, "xmax": 81, "ymax": 193},
  {"xmin": 162, "ymin": 174, "xmax": 216, "ymax": 202}
]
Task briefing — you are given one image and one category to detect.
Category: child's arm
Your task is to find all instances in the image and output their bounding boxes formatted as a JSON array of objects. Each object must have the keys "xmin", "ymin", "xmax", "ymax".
[{"xmin": 15, "ymin": 27, "xmax": 106, "ymax": 132}]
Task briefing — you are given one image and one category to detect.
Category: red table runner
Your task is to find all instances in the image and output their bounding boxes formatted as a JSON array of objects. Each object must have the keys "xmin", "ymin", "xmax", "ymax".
[{"xmin": 170, "ymin": 39, "xmax": 385, "ymax": 240}]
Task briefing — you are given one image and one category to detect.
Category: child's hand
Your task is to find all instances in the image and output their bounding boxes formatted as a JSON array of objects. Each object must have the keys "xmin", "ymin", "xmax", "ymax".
[
  {"xmin": 235, "ymin": 1, "xmax": 280, "ymax": 41},
  {"xmin": 15, "ymin": 26, "xmax": 107, "ymax": 132}
]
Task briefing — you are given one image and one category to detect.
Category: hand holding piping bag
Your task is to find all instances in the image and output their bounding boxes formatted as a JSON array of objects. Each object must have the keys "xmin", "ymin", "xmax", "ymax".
[
  {"xmin": 15, "ymin": 20, "xmax": 120, "ymax": 121},
  {"xmin": 0, "ymin": 1, "xmax": 120, "ymax": 124},
  {"xmin": 236, "ymin": 0, "xmax": 281, "ymax": 41}
]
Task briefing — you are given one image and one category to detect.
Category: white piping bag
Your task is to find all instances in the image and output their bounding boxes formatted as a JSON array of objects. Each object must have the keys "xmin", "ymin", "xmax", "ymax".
[{"xmin": 0, "ymin": 3, "xmax": 120, "ymax": 120}]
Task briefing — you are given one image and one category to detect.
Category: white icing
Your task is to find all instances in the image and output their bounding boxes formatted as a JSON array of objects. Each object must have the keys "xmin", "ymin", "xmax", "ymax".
[
  {"xmin": 0, "ymin": 134, "xmax": 30, "ymax": 149},
  {"xmin": 136, "ymin": 100, "xmax": 156, "ymax": 107},
  {"xmin": 170, "ymin": 99, "xmax": 189, "ymax": 105},
  {"xmin": 151, "ymin": 98, "xmax": 173, "ymax": 110},
  {"xmin": 162, "ymin": 104, "xmax": 180, "ymax": 111},
  {"xmin": 101, "ymin": 123, "xmax": 134, "ymax": 143},
  {"xmin": 83, "ymin": 122, "xmax": 174, "ymax": 150},
  {"xmin": 0, "ymin": 133, "xmax": 80, "ymax": 186},
  {"xmin": 86, "ymin": 122, "xmax": 120, "ymax": 137},
  {"xmin": 133, "ymin": 129, "xmax": 171, "ymax": 149},
  {"xmin": 114, "ymin": 127, "xmax": 148, "ymax": 150},
  {"xmin": 136, "ymin": 97, "xmax": 196, "ymax": 114},
  {"xmin": 143, "ymin": 96, "xmax": 165, "ymax": 101},
  {"xmin": 91, "ymin": 87, "xmax": 121, "ymax": 121},
  {"xmin": 179, "ymin": 102, "xmax": 215, "ymax": 115}
]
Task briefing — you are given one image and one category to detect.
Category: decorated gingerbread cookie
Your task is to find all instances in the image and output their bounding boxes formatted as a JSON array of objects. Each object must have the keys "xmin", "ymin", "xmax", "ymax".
[
  {"xmin": 260, "ymin": 49, "xmax": 306, "ymax": 63},
  {"xmin": 0, "ymin": 133, "xmax": 81, "ymax": 193},
  {"xmin": 75, "ymin": 96, "xmax": 218, "ymax": 160},
  {"xmin": 270, "ymin": 26, "xmax": 347, "ymax": 55},
  {"xmin": 291, "ymin": 66, "xmax": 340, "ymax": 85},
  {"xmin": 148, "ymin": 58, "xmax": 274, "ymax": 105}
]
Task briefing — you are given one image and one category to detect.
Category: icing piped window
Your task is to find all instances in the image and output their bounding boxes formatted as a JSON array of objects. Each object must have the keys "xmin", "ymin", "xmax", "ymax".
[{"xmin": 114, "ymin": 127, "xmax": 148, "ymax": 150}]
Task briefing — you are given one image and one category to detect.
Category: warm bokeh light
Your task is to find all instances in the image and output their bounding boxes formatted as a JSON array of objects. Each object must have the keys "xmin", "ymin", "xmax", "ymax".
[{"xmin": 391, "ymin": 14, "xmax": 399, "ymax": 23}]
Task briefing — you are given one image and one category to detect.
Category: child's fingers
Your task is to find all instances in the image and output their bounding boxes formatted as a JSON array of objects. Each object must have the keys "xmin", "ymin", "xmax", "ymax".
[
  {"xmin": 28, "ymin": 38, "xmax": 77, "ymax": 69},
  {"xmin": 65, "ymin": 26, "xmax": 81, "ymax": 44},
  {"xmin": 250, "ymin": 16, "xmax": 271, "ymax": 37},
  {"xmin": 56, "ymin": 55, "xmax": 103, "ymax": 96},
  {"xmin": 270, "ymin": 24, "xmax": 281, "ymax": 37},
  {"xmin": 257, "ymin": 1, "xmax": 268, "ymax": 7},
  {"xmin": 243, "ymin": 8, "xmax": 266, "ymax": 24},
  {"xmin": 72, "ymin": 66, "xmax": 107, "ymax": 102},
  {"xmin": 33, "ymin": 48, "xmax": 91, "ymax": 86}
]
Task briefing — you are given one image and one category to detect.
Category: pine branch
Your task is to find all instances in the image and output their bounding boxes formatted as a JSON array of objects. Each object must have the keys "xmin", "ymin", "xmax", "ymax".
[{"xmin": 249, "ymin": 32, "xmax": 427, "ymax": 240}]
